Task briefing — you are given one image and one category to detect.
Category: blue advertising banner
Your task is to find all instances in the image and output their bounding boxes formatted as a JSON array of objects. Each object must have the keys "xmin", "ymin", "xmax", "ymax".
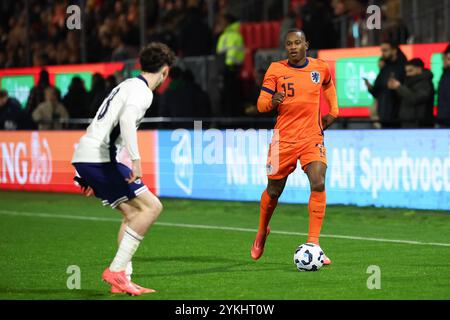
[{"xmin": 157, "ymin": 128, "xmax": 450, "ymax": 211}]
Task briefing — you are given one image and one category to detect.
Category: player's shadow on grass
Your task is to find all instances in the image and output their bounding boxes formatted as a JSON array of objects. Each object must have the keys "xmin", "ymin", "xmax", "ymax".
[
  {"xmin": 134, "ymin": 255, "xmax": 290, "ymax": 278},
  {"xmin": 0, "ymin": 288, "xmax": 105, "ymax": 299}
]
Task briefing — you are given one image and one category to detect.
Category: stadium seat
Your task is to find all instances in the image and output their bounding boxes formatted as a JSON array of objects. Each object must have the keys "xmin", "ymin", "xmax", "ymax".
[
  {"xmin": 240, "ymin": 23, "xmax": 253, "ymax": 49},
  {"xmin": 262, "ymin": 22, "xmax": 272, "ymax": 48},
  {"xmin": 251, "ymin": 23, "xmax": 263, "ymax": 49},
  {"xmin": 270, "ymin": 21, "xmax": 281, "ymax": 47}
]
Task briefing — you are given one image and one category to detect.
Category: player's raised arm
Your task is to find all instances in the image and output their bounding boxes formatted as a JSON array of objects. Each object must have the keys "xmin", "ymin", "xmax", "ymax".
[
  {"xmin": 119, "ymin": 105, "xmax": 142, "ymax": 183},
  {"xmin": 321, "ymin": 63, "xmax": 339, "ymax": 130},
  {"xmin": 257, "ymin": 64, "xmax": 284, "ymax": 113}
]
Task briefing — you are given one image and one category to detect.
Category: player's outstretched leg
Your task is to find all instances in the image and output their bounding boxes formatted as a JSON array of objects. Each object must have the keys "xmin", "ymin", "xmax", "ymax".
[
  {"xmin": 103, "ymin": 191, "xmax": 162, "ymax": 295},
  {"xmin": 251, "ymin": 178, "xmax": 287, "ymax": 260},
  {"xmin": 305, "ymin": 162, "xmax": 331, "ymax": 265}
]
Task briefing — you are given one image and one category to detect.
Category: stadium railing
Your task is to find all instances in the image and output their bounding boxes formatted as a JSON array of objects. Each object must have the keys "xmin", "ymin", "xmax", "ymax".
[{"xmin": 35, "ymin": 116, "xmax": 379, "ymax": 131}]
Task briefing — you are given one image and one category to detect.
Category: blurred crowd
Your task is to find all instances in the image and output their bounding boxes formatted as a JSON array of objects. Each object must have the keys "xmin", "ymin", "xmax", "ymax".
[
  {"xmin": 0, "ymin": 69, "xmax": 121, "ymax": 130},
  {"xmin": 0, "ymin": 0, "xmax": 215, "ymax": 68},
  {"xmin": 0, "ymin": 0, "xmax": 409, "ymax": 68}
]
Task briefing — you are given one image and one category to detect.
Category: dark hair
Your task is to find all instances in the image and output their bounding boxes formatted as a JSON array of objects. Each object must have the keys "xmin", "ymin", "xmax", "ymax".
[
  {"xmin": 381, "ymin": 39, "xmax": 399, "ymax": 50},
  {"xmin": 406, "ymin": 58, "xmax": 425, "ymax": 69},
  {"xmin": 0, "ymin": 89, "xmax": 7, "ymax": 98},
  {"xmin": 69, "ymin": 76, "xmax": 86, "ymax": 93},
  {"xmin": 284, "ymin": 29, "xmax": 306, "ymax": 40},
  {"xmin": 38, "ymin": 69, "xmax": 50, "ymax": 87},
  {"xmin": 139, "ymin": 42, "xmax": 176, "ymax": 73},
  {"xmin": 224, "ymin": 13, "xmax": 239, "ymax": 24}
]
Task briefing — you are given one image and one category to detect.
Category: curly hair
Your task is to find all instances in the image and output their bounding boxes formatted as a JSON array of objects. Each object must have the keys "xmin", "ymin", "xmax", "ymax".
[{"xmin": 139, "ymin": 42, "xmax": 176, "ymax": 73}]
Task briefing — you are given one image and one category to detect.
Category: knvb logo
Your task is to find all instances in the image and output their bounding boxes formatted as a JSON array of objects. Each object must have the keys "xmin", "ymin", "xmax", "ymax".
[
  {"xmin": 66, "ymin": 5, "xmax": 81, "ymax": 30},
  {"xmin": 366, "ymin": 5, "xmax": 381, "ymax": 30}
]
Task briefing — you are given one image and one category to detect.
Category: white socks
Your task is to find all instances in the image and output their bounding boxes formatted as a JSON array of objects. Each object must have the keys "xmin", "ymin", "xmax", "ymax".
[
  {"xmin": 110, "ymin": 226, "xmax": 143, "ymax": 272},
  {"xmin": 126, "ymin": 261, "xmax": 133, "ymax": 280}
]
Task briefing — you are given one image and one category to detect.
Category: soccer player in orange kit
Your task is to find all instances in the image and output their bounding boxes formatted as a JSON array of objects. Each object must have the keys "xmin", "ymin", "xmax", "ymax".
[{"xmin": 251, "ymin": 29, "xmax": 339, "ymax": 264}]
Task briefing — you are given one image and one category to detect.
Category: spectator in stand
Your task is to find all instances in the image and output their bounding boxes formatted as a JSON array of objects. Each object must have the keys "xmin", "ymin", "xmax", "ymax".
[
  {"xmin": 178, "ymin": 0, "xmax": 213, "ymax": 57},
  {"xmin": 87, "ymin": 73, "xmax": 108, "ymax": 118},
  {"xmin": 0, "ymin": 89, "xmax": 27, "ymax": 130},
  {"xmin": 300, "ymin": 0, "xmax": 338, "ymax": 49},
  {"xmin": 62, "ymin": 76, "xmax": 89, "ymax": 119},
  {"xmin": 388, "ymin": 58, "xmax": 435, "ymax": 128},
  {"xmin": 216, "ymin": 13, "xmax": 245, "ymax": 116},
  {"xmin": 26, "ymin": 69, "xmax": 52, "ymax": 116},
  {"xmin": 369, "ymin": 57, "xmax": 385, "ymax": 129},
  {"xmin": 437, "ymin": 45, "xmax": 450, "ymax": 128},
  {"xmin": 32, "ymin": 87, "xmax": 69, "ymax": 130},
  {"xmin": 183, "ymin": 68, "xmax": 211, "ymax": 117},
  {"xmin": 365, "ymin": 40, "xmax": 407, "ymax": 128},
  {"xmin": 111, "ymin": 34, "xmax": 135, "ymax": 62},
  {"xmin": 382, "ymin": 0, "xmax": 409, "ymax": 45},
  {"xmin": 105, "ymin": 74, "xmax": 118, "ymax": 93},
  {"xmin": 159, "ymin": 66, "xmax": 195, "ymax": 117}
]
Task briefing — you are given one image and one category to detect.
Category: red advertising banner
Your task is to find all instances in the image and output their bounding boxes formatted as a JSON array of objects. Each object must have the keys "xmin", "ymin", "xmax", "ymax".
[{"xmin": 0, "ymin": 131, "xmax": 158, "ymax": 195}]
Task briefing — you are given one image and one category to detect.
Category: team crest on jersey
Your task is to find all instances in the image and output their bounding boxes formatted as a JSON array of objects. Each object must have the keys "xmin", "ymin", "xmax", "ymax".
[{"xmin": 311, "ymin": 71, "xmax": 321, "ymax": 84}]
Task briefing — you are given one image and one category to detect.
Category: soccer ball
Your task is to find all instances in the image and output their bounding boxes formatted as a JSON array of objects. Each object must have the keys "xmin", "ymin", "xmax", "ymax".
[{"xmin": 293, "ymin": 243, "xmax": 324, "ymax": 271}]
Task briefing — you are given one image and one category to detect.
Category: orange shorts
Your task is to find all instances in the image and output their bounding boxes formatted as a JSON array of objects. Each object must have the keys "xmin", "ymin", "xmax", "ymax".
[{"xmin": 266, "ymin": 138, "xmax": 327, "ymax": 179}]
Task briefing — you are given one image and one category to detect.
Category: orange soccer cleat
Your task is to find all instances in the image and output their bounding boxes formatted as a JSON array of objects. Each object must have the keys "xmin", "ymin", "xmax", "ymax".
[
  {"xmin": 323, "ymin": 254, "xmax": 332, "ymax": 266},
  {"xmin": 102, "ymin": 268, "xmax": 142, "ymax": 296},
  {"xmin": 111, "ymin": 283, "xmax": 156, "ymax": 294},
  {"xmin": 251, "ymin": 226, "xmax": 271, "ymax": 260}
]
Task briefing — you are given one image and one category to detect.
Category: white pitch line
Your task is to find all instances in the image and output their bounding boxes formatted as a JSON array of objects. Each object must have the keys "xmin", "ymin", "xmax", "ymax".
[{"xmin": 1, "ymin": 209, "xmax": 450, "ymax": 247}]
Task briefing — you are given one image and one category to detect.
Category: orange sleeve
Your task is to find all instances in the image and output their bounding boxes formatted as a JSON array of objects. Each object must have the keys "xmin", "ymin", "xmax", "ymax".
[
  {"xmin": 257, "ymin": 63, "xmax": 278, "ymax": 113},
  {"xmin": 322, "ymin": 63, "xmax": 339, "ymax": 118}
]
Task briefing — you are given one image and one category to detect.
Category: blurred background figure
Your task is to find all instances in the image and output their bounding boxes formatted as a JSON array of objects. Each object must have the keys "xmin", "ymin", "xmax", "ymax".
[
  {"xmin": 32, "ymin": 87, "xmax": 69, "ymax": 130},
  {"xmin": 178, "ymin": 0, "xmax": 213, "ymax": 57},
  {"xmin": 387, "ymin": 58, "xmax": 435, "ymax": 128},
  {"xmin": 105, "ymin": 74, "xmax": 118, "ymax": 93},
  {"xmin": 62, "ymin": 76, "xmax": 89, "ymax": 119},
  {"xmin": 25, "ymin": 69, "xmax": 52, "ymax": 116},
  {"xmin": 300, "ymin": 0, "xmax": 337, "ymax": 49},
  {"xmin": 160, "ymin": 66, "xmax": 193, "ymax": 117},
  {"xmin": 0, "ymin": 89, "xmax": 26, "ymax": 130},
  {"xmin": 369, "ymin": 58, "xmax": 386, "ymax": 129},
  {"xmin": 87, "ymin": 73, "xmax": 108, "ymax": 118},
  {"xmin": 216, "ymin": 13, "xmax": 245, "ymax": 116},
  {"xmin": 437, "ymin": 45, "xmax": 450, "ymax": 128},
  {"xmin": 365, "ymin": 40, "xmax": 407, "ymax": 128},
  {"xmin": 182, "ymin": 68, "xmax": 211, "ymax": 117}
]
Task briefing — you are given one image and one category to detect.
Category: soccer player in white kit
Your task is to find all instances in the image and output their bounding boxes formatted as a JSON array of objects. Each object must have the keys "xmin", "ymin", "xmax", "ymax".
[{"xmin": 72, "ymin": 43, "xmax": 175, "ymax": 296}]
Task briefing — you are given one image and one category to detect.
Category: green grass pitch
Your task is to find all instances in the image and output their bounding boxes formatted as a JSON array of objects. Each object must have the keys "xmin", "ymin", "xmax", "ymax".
[{"xmin": 0, "ymin": 190, "xmax": 449, "ymax": 300}]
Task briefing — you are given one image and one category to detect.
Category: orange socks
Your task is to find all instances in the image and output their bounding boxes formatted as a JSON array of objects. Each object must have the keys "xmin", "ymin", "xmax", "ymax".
[
  {"xmin": 258, "ymin": 190, "xmax": 278, "ymax": 233},
  {"xmin": 307, "ymin": 191, "xmax": 326, "ymax": 245}
]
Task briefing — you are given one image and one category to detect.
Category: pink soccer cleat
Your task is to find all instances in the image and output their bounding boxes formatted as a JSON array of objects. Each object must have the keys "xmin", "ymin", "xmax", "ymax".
[
  {"xmin": 102, "ymin": 268, "xmax": 141, "ymax": 296},
  {"xmin": 111, "ymin": 283, "xmax": 156, "ymax": 294},
  {"xmin": 251, "ymin": 226, "xmax": 271, "ymax": 260}
]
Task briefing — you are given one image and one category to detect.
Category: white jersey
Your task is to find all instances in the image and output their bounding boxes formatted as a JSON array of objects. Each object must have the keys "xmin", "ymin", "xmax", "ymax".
[{"xmin": 72, "ymin": 76, "xmax": 153, "ymax": 163}]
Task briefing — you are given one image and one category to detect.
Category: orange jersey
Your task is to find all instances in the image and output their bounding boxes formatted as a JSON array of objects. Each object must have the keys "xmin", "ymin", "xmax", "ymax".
[{"xmin": 258, "ymin": 58, "xmax": 337, "ymax": 143}]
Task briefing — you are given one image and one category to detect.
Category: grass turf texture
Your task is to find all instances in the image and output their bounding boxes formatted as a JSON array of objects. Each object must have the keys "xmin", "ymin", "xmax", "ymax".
[{"xmin": 0, "ymin": 190, "xmax": 449, "ymax": 300}]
